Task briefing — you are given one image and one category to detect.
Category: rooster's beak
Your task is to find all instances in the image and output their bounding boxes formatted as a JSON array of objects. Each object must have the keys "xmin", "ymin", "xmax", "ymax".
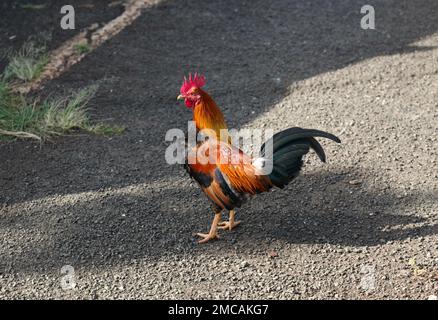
[{"xmin": 177, "ymin": 94, "xmax": 184, "ymax": 100}]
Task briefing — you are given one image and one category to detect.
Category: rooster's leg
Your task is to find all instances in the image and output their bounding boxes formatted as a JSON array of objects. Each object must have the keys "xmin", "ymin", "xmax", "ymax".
[
  {"xmin": 218, "ymin": 209, "xmax": 241, "ymax": 230},
  {"xmin": 196, "ymin": 212, "xmax": 222, "ymax": 244}
]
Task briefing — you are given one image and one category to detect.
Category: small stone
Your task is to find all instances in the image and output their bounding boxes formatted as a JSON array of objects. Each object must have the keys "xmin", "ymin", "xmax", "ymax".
[
  {"xmin": 268, "ymin": 250, "xmax": 278, "ymax": 258},
  {"xmin": 348, "ymin": 179, "xmax": 362, "ymax": 185}
]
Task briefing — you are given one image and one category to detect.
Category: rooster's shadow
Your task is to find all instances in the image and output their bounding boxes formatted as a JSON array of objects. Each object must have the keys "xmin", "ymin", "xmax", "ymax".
[
  {"xmin": 2, "ymin": 168, "xmax": 437, "ymax": 275},
  {"xmin": 236, "ymin": 170, "xmax": 438, "ymax": 248}
]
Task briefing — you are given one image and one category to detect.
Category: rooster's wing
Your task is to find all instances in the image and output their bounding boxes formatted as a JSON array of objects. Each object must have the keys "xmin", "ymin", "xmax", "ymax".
[{"xmin": 186, "ymin": 140, "xmax": 272, "ymax": 211}]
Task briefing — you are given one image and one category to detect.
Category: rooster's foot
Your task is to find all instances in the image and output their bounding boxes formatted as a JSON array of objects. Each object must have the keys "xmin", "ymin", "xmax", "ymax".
[
  {"xmin": 218, "ymin": 209, "xmax": 241, "ymax": 231},
  {"xmin": 196, "ymin": 232, "xmax": 219, "ymax": 244},
  {"xmin": 218, "ymin": 220, "xmax": 241, "ymax": 230},
  {"xmin": 196, "ymin": 212, "xmax": 222, "ymax": 244}
]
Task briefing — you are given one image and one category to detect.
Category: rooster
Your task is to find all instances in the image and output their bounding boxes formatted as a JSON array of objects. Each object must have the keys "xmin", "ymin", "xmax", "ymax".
[{"xmin": 177, "ymin": 73, "xmax": 340, "ymax": 243}]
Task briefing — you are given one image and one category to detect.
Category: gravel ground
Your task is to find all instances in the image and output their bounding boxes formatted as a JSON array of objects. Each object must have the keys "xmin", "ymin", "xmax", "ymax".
[
  {"xmin": 0, "ymin": 0, "xmax": 124, "ymax": 72},
  {"xmin": 0, "ymin": 0, "xmax": 437, "ymax": 299}
]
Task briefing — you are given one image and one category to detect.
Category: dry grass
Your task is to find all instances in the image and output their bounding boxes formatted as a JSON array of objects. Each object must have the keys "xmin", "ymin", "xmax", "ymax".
[
  {"xmin": 0, "ymin": 36, "xmax": 125, "ymax": 141},
  {"xmin": 3, "ymin": 42, "xmax": 48, "ymax": 83},
  {"xmin": 0, "ymin": 79, "xmax": 124, "ymax": 141}
]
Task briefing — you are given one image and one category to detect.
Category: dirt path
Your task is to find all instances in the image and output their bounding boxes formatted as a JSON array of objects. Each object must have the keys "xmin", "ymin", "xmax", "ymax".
[
  {"xmin": 0, "ymin": 0, "xmax": 124, "ymax": 72},
  {"xmin": 0, "ymin": 0, "xmax": 437, "ymax": 299}
]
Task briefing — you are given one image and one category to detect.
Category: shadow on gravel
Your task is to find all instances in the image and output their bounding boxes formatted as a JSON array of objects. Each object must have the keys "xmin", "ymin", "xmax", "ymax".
[
  {"xmin": 256, "ymin": 171, "xmax": 438, "ymax": 246},
  {"xmin": 1, "ymin": 168, "xmax": 437, "ymax": 274},
  {"xmin": 0, "ymin": 0, "xmax": 125, "ymax": 72},
  {"xmin": 1, "ymin": 0, "xmax": 438, "ymax": 203},
  {"xmin": 1, "ymin": 0, "xmax": 438, "ymax": 273}
]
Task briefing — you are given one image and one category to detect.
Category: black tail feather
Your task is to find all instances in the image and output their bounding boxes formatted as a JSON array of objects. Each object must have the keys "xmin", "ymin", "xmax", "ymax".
[
  {"xmin": 308, "ymin": 137, "xmax": 326, "ymax": 162},
  {"xmin": 260, "ymin": 127, "xmax": 340, "ymax": 188}
]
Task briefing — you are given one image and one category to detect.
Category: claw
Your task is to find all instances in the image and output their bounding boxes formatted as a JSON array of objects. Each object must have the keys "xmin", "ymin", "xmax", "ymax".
[
  {"xmin": 218, "ymin": 220, "xmax": 241, "ymax": 230},
  {"xmin": 195, "ymin": 212, "xmax": 221, "ymax": 244},
  {"xmin": 218, "ymin": 209, "xmax": 241, "ymax": 231},
  {"xmin": 196, "ymin": 232, "xmax": 220, "ymax": 244}
]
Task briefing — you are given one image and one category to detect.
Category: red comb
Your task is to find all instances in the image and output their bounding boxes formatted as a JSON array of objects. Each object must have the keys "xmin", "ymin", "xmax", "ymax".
[{"xmin": 180, "ymin": 73, "xmax": 206, "ymax": 95}]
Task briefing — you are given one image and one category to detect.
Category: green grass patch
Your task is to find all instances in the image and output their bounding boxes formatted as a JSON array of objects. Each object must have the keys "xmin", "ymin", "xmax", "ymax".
[
  {"xmin": 0, "ymin": 81, "xmax": 125, "ymax": 141},
  {"xmin": 73, "ymin": 42, "xmax": 91, "ymax": 55},
  {"xmin": 3, "ymin": 42, "xmax": 48, "ymax": 83},
  {"xmin": 0, "ymin": 41, "xmax": 124, "ymax": 141},
  {"xmin": 20, "ymin": 3, "xmax": 47, "ymax": 10}
]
